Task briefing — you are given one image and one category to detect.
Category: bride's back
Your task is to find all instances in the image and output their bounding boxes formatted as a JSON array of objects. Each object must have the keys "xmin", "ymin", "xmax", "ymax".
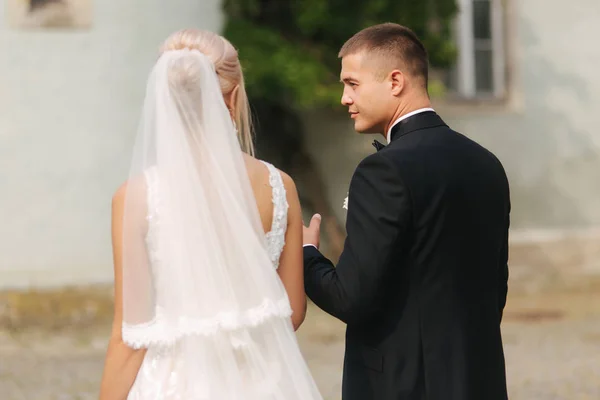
[
  {"xmin": 160, "ymin": 28, "xmax": 306, "ymax": 328},
  {"xmin": 159, "ymin": 29, "xmax": 284, "ymax": 240},
  {"xmin": 244, "ymin": 154, "xmax": 276, "ymax": 235}
]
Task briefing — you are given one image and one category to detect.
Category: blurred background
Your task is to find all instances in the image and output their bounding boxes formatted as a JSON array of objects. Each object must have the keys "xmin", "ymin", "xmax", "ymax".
[{"xmin": 1, "ymin": 0, "xmax": 599, "ymax": 399}]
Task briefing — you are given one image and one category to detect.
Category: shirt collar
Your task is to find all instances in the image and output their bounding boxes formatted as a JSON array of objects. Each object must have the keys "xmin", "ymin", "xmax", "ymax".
[{"xmin": 386, "ymin": 108, "xmax": 435, "ymax": 143}]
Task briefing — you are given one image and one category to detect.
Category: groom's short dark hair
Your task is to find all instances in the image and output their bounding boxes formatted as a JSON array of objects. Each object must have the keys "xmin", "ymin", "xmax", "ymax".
[{"xmin": 339, "ymin": 23, "xmax": 429, "ymax": 88}]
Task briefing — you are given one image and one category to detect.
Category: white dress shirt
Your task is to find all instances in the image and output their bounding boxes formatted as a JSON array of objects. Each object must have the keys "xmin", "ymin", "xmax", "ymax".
[{"xmin": 386, "ymin": 107, "xmax": 435, "ymax": 143}]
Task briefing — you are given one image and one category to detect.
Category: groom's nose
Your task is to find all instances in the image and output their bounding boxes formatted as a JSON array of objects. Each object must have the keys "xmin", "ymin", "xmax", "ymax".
[{"xmin": 341, "ymin": 93, "xmax": 353, "ymax": 106}]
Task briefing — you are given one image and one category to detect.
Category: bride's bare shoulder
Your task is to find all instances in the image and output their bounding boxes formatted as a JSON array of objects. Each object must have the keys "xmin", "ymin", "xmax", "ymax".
[
  {"xmin": 243, "ymin": 154, "xmax": 295, "ymax": 186},
  {"xmin": 111, "ymin": 173, "xmax": 148, "ymax": 212},
  {"xmin": 247, "ymin": 157, "xmax": 300, "ymax": 205},
  {"xmin": 241, "ymin": 154, "xmax": 269, "ymax": 180},
  {"xmin": 242, "ymin": 153, "xmax": 265, "ymax": 169}
]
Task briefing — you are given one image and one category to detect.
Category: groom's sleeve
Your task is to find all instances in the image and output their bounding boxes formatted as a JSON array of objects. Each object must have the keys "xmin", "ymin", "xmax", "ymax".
[
  {"xmin": 498, "ymin": 194, "xmax": 511, "ymax": 322},
  {"xmin": 304, "ymin": 153, "xmax": 411, "ymax": 325}
]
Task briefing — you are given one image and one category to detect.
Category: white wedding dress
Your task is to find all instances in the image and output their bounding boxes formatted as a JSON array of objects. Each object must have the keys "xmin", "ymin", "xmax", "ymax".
[{"xmin": 126, "ymin": 162, "xmax": 317, "ymax": 399}]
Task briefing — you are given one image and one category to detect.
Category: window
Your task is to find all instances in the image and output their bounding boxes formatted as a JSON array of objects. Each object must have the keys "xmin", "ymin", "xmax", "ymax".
[{"xmin": 449, "ymin": 0, "xmax": 506, "ymax": 99}]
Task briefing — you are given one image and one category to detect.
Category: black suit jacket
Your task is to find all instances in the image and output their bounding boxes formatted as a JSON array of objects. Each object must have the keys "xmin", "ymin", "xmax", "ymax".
[{"xmin": 304, "ymin": 112, "xmax": 510, "ymax": 400}]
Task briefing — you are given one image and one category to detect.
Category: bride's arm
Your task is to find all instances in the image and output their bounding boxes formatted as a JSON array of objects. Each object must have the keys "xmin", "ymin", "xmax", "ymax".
[
  {"xmin": 99, "ymin": 183, "xmax": 147, "ymax": 400},
  {"xmin": 276, "ymin": 172, "xmax": 307, "ymax": 331}
]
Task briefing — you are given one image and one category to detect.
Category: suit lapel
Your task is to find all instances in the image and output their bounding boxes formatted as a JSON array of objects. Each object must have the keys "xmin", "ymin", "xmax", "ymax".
[{"xmin": 389, "ymin": 111, "xmax": 448, "ymax": 142}]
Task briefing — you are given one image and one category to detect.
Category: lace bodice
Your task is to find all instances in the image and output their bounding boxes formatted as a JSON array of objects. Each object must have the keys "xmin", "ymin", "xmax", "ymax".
[
  {"xmin": 144, "ymin": 162, "xmax": 288, "ymax": 270},
  {"xmin": 261, "ymin": 161, "xmax": 289, "ymax": 269}
]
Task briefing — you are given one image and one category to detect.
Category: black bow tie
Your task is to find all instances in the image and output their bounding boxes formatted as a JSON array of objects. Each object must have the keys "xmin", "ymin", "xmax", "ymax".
[{"xmin": 372, "ymin": 140, "xmax": 386, "ymax": 152}]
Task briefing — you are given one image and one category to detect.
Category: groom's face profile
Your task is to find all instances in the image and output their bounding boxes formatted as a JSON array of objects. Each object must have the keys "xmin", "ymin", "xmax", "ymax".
[{"xmin": 340, "ymin": 51, "xmax": 402, "ymax": 134}]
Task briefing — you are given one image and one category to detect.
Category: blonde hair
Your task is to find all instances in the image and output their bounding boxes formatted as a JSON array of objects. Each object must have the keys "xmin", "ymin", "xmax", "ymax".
[{"xmin": 161, "ymin": 29, "xmax": 255, "ymax": 155}]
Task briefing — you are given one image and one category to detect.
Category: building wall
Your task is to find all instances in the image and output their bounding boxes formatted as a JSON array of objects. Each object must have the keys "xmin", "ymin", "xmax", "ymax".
[
  {"xmin": 441, "ymin": 0, "xmax": 600, "ymax": 231},
  {"xmin": 0, "ymin": 0, "xmax": 224, "ymax": 288}
]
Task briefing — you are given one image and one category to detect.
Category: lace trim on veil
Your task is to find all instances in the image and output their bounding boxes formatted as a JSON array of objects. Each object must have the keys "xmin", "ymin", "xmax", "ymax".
[{"xmin": 122, "ymin": 297, "xmax": 292, "ymax": 349}]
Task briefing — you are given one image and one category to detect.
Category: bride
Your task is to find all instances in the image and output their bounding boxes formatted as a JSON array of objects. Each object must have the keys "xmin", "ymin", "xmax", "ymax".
[{"xmin": 99, "ymin": 29, "xmax": 323, "ymax": 399}]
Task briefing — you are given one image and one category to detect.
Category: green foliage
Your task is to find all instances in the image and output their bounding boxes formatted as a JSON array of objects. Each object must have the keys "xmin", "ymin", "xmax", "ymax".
[{"xmin": 223, "ymin": 0, "xmax": 459, "ymax": 110}]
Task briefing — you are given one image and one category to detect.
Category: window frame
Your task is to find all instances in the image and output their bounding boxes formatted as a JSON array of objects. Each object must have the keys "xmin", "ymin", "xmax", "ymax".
[{"xmin": 451, "ymin": 0, "xmax": 507, "ymax": 100}]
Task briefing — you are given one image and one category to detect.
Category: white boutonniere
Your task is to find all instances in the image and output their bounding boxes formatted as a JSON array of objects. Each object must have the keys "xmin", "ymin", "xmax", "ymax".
[{"xmin": 343, "ymin": 194, "xmax": 348, "ymax": 210}]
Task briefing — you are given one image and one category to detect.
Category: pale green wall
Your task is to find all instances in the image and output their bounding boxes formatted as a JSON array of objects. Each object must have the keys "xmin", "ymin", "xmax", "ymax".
[{"xmin": 0, "ymin": 0, "xmax": 224, "ymax": 288}]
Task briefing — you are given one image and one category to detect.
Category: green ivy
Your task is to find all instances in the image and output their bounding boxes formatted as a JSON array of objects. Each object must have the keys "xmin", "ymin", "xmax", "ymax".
[{"xmin": 223, "ymin": 0, "xmax": 459, "ymax": 110}]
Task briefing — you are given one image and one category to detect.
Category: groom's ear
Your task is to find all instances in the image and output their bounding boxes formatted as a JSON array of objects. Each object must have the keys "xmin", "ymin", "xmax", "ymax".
[{"xmin": 390, "ymin": 70, "xmax": 405, "ymax": 96}]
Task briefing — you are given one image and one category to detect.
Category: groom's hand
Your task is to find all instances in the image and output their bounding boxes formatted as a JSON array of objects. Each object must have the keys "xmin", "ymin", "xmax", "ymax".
[{"xmin": 303, "ymin": 214, "xmax": 322, "ymax": 249}]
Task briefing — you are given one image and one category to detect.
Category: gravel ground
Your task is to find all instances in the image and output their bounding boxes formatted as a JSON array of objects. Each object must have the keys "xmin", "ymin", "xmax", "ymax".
[{"xmin": 1, "ymin": 290, "xmax": 599, "ymax": 400}]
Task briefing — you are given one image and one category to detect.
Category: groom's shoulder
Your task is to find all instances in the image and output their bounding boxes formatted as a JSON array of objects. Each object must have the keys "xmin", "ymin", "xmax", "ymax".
[
  {"xmin": 356, "ymin": 150, "xmax": 390, "ymax": 168},
  {"xmin": 352, "ymin": 151, "xmax": 403, "ymax": 181},
  {"xmin": 362, "ymin": 142, "xmax": 413, "ymax": 167}
]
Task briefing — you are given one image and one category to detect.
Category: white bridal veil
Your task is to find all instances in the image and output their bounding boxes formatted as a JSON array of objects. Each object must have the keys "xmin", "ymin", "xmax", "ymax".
[{"xmin": 120, "ymin": 49, "xmax": 322, "ymax": 399}]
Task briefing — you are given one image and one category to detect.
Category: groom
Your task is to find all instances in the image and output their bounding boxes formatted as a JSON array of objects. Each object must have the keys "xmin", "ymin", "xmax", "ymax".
[{"xmin": 303, "ymin": 23, "xmax": 510, "ymax": 400}]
